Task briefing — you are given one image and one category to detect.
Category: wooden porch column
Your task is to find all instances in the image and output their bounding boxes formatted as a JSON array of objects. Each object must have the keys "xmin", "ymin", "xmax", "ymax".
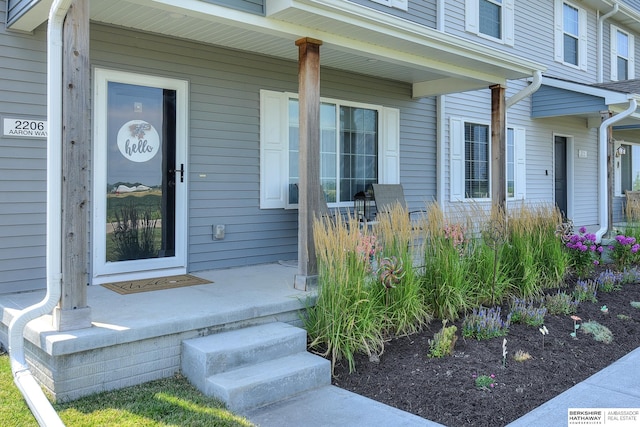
[
  {"xmin": 490, "ymin": 84, "xmax": 507, "ymax": 211},
  {"xmin": 294, "ymin": 37, "xmax": 323, "ymax": 291},
  {"xmin": 54, "ymin": 0, "xmax": 92, "ymax": 331}
]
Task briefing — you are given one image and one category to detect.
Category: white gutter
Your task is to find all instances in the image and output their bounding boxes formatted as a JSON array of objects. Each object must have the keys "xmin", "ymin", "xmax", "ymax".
[
  {"xmin": 506, "ymin": 70, "xmax": 542, "ymax": 109},
  {"xmin": 7, "ymin": 0, "xmax": 72, "ymax": 426},
  {"xmin": 597, "ymin": 3, "xmax": 619, "ymax": 83},
  {"xmin": 596, "ymin": 99, "xmax": 637, "ymax": 242}
]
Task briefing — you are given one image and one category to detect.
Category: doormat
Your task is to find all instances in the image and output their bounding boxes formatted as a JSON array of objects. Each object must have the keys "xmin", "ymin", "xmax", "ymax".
[{"xmin": 102, "ymin": 274, "xmax": 212, "ymax": 295}]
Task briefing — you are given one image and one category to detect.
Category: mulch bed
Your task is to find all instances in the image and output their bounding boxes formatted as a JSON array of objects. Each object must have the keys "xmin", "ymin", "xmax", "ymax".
[{"xmin": 331, "ymin": 276, "xmax": 640, "ymax": 427}]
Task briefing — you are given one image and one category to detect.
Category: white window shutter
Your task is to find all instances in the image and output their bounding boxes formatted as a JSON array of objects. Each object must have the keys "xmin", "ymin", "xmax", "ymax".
[
  {"xmin": 554, "ymin": 0, "xmax": 564, "ymax": 63},
  {"xmin": 260, "ymin": 90, "xmax": 288, "ymax": 209},
  {"xmin": 579, "ymin": 7, "xmax": 588, "ymax": 70},
  {"xmin": 391, "ymin": 0, "xmax": 408, "ymax": 11},
  {"xmin": 514, "ymin": 127, "xmax": 526, "ymax": 200},
  {"xmin": 450, "ymin": 117, "xmax": 465, "ymax": 201},
  {"xmin": 465, "ymin": 0, "xmax": 479, "ymax": 34},
  {"xmin": 504, "ymin": 0, "xmax": 515, "ymax": 46},
  {"xmin": 380, "ymin": 107, "xmax": 400, "ymax": 184},
  {"xmin": 611, "ymin": 25, "xmax": 619, "ymax": 81},
  {"xmin": 629, "ymin": 34, "xmax": 635, "ymax": 79}
]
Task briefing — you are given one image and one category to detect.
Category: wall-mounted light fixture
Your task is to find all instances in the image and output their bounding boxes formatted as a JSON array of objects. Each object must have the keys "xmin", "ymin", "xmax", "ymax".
[{"xmin": 616, "ymin": 146, "xmax": 627, "ymax": 157}]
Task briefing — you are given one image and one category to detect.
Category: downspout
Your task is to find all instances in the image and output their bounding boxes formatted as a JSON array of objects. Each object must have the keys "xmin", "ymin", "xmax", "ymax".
[
  {"xmin": 598, "ymin": 3, "xmax": 619, "ymax": 83},
  {"xmin": 506, "ymin": 70, "xmax": 542, "ymax": 109},
  {"xmin": 7, "ymin": 0, "xmax": 72, "ymax": 426},
  {"xmin": 596, "ymin": 99, "xmax": 637, "ymax": 242}
]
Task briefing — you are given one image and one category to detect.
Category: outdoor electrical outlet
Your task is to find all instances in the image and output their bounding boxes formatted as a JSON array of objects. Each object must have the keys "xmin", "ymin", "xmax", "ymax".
[{"xmin": 214, "ymin": 224, "xmax": 225, "ymax": 240}]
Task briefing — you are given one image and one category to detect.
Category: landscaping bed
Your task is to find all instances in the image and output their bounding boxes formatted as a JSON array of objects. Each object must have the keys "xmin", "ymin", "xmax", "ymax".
[{"xmin": 331, "ymin": 275, "xmax": 640, "ymax": 426}]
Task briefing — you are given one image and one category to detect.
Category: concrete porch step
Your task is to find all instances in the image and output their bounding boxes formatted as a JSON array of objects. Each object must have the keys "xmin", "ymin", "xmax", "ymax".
[
  {"xmin": 206, "ymin": 352, "xmax": 331, "ymax": 412},
  {"xmin": 181, "ymin": 322, "xmax": 330, "ymax": 412}
]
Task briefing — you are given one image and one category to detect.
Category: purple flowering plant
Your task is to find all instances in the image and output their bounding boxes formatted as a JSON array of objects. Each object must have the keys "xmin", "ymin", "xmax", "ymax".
[
  {"xmin": 609, "ymin": 234, "xmax": 640, "ymax": 270},
  {"xmin": 564, "ymin": 226, "xmax": 604, "ymax": 278}
]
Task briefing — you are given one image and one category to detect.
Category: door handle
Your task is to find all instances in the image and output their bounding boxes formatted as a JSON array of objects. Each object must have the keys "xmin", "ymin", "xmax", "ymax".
[{"xmin": 170, "ymin": 164, "xmax": 184, "ymax": 183}]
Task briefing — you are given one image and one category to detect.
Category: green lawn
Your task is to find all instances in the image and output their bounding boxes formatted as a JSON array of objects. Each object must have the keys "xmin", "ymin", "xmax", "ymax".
[{"xmin": 0, "ymin": 352, "xmax": 253, "ymax": 427}]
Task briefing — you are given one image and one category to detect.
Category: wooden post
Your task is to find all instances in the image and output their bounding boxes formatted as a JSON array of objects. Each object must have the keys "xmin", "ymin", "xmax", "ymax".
[
  {"xmin": 491, "ymin": 85, "xmax": 507, "ymax": 211},
  {"xmin": 294, "ymin": 37, "xmax": 322, "ymax": 291},
  {"xmin": 54, "ymin": 0, "xmax": 92, "ymax": 331}
]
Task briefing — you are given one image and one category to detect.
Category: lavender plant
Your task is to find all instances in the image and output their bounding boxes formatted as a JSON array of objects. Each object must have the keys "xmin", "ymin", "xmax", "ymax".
[
  {"xmin": 509, "ymin": 297, "xmax": 547, "ymax": 327},
  {"xmin": 595, "ymin": 269, "xmax": 623, "ymax": 293},
  {"xmin": 462, "ymin": 306, "xmax": 511, "ymax": 340},
  {"xmin": 573, "ymin": 279, "xmax": 598, "ymax": 303}
]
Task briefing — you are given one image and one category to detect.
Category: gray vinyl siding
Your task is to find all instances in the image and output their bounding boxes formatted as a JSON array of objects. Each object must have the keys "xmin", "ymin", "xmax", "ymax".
[
  {"xmin": 531, "ymin": 86, "xmax": 608, "ymax": 118},
  {"xmin": 0, "ymin": 4, "xmax": 47, "ymax": 294},
  {"xmin": 602, "ymin": 20, "xmax": 640, "ymax": 84},
  {"xmin": 445, "ymin": 1, "xmax": 598, "ymax": 83},
  {"xmin": 346, "ymin": 0, "xmax": 436, "ymax": 28},
  {"xmin": 91, "ymin": 24, "xmax": 436, "ymax": 273},
  {"xmin": 445, "ymin": 80, "xmax": 599, "ymax": 227},
  {"xmin": 200, "ymin": 0, "xmax": 264, "ymax": 15}
]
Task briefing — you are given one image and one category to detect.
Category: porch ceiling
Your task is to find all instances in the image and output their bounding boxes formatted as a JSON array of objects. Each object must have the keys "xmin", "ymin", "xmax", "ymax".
[{"xmin": 9, "ymin": 0, "xmax": 544, "ymax": 97}]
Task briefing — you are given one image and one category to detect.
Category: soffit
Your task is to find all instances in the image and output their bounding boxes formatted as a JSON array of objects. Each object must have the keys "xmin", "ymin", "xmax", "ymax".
[{"xmin": 9, "ymin": 0, "xmax": 545, "ymax": 96}]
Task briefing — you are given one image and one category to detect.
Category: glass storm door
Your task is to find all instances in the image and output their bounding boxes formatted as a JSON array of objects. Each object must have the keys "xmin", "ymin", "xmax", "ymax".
[{"xmin": 93, "ymin": 69, "xmax": 188, "ymax": 283}]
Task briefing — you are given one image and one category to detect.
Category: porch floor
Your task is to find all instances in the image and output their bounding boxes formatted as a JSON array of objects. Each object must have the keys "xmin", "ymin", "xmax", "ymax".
[{"xmin": 0, "ymin": 261, "xmax": 312, "ymax": 367}]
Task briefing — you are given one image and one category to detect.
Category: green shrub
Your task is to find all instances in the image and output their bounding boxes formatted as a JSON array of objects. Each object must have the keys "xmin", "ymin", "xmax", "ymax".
[
  {"xmin": 581, "ymin": 321, "xmax": 613, "ymax": 344},
  {"xmin": 428, "ymin": 321, "xmax": 458, "ymax": 358},
  {"xmin": 544, "ymin": 291, "xmax": 578, "ymax": 315}
]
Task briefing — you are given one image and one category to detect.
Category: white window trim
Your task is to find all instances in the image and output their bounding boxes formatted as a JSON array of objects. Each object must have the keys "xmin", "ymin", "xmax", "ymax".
[
  {"xmin": 449, "ymin": 118, "xmax": 526, "ymax": 202},
  {"xmin": 611, "ymin": 25, "xmax": 635, "ymax": 81},
  {"xmin": 554, "ymin": 0, "xmax": 588, "ymax": 70},
  {"xmin": 369, "ymin": 0, "xmax": 408, "ymax": 11},
  {"xmin": 465, "ymin": 0, "xmax": 515, "ymax": 46},
  {"xmin": 260, "ymin": 89, "xmax": 400, "ymax": 209}
]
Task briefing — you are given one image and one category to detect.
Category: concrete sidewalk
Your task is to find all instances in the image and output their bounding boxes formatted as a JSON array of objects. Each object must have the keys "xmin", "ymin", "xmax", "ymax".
[
  {"xmin": 244, "ymin": 346, "xmax": 640, "ymax": 427},
  {"xmin": 507, "ymin": 346, "xmax": 640, "ymax": 427}
]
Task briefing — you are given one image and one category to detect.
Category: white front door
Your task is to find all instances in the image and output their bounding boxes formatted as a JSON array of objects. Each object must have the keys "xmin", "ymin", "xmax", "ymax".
[{"xmin": 92, "ymin": 69, "xmax": 188, "ymax": 284}]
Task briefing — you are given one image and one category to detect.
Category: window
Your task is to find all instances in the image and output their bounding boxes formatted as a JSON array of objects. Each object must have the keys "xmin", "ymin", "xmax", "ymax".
[
  {"xmin": 288, "ymin": 100, "xmax": 378, "ymax": 204},
  {"xmin": 260, "ymin": 90, "xmax": 400, "ymax": 209},
  {"xmin": 465, "ymin": 122, "xmax": 490, "ymax": 199},
  {"xmin": 465, "ymin": 0, "xmax": 514, "ymax": 46},
  {"xmin": 507, "ymin": 127, "xmax": 515, "ymax": 198},
  {"xmin": 450, "ymin": 118, "xmax": 526, "ymax": 201},
  {"xmin": 616, "ymin": 143, "xmax": 640, "ymax": 195},
  {"xmin": 611, "ymin": 25, "xmax": 635, "ymax": 81},
  {"xmin": 554, "ymin": 0, "xmax": 587, "ymax": 70},
  {"xmin": 369, "ymin": 0, "xmax": 408, "ymax": 11}
]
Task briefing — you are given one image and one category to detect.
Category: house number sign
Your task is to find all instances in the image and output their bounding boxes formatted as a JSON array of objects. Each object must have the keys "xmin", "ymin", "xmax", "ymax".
[{"xmin": 3, "ymin": 118, "xmax": 47, "ymax": 138}]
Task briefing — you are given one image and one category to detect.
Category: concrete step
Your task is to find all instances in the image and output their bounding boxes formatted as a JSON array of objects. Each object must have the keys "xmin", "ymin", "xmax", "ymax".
[
  {"xmin": 181, "ymin": 322, "xmax": 307, "ymax": 392},
  {"xmin": 206, "ymin": 351, "xmax": 331, "ymax": 412},
  {"xmin": 181, "ymin": 321, "xmax": 331, "ymax": 412}
]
